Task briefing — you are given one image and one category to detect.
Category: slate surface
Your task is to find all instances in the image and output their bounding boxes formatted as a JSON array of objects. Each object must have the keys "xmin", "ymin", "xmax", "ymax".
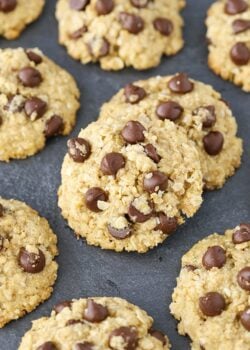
[{"xmin": 0, "ymin": 1, "xmax": 249, "ymax": 349}]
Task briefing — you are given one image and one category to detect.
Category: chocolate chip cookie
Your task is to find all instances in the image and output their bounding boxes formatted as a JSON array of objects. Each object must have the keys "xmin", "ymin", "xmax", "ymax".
[
  {"xmin": 0, "ymin": 48, "xmax": 80, "ymax": 161},
  {"xmin": 56, "ymin": 0, "xmax": 185, "ymax": 70},
  {"xmin": 58, "ymin": 116, "xmax": 203, "ymax": 253},
  {"xmin": 206, "ymin": 0, "xmax": 250, "ymax": 92},
  {"xmin": 99, "ymin": 74, "xmax": 243, "ymax": 189},
  {"xmin": 170, "ymin": 223, "xmax": 250, "ymax": 350},
  {"xmin": 0, "ymin": 0, "xmax": 45, "ymax": 39},
  {"xmin": 0, "ymin": 197, "xmax": 58, "ymax": 328},
  {"xmin": 19, "ymin": 297, "xmax": 170, "ymax": 349}
]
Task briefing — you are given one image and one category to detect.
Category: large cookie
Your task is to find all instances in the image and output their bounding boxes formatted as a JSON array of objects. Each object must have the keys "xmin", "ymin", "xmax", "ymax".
[
  {"xmin": 0, "ymin": 197, "xmax": 58, "ymax": 328},
  {"xmin": 19, "ymin": 296, "xmax": 170, "ymax": 349},
  {"xmin": 170, "ymin": 224, "xmax": 250, "ymax": 350},
  {"xmin": 56, "ymin": 0, "xmax": 185, "ymax": 70},
  {"xmin": 99, "ymin": 74, "xmax": 243, "ymax": 189},
  {"xmin": 0, "ymin": 48, "xmax": 80, "ymax": 161},
  {"xmin": 206, "ymin": 0, "xmax": 250, "ymax": 92},
  {"xmin": 0, "ymin": 0, "xmax": 45, "ymax": 39},
  {"xmin": 58, "ymin": 116, "xmax": 203, "ymax": 253}
]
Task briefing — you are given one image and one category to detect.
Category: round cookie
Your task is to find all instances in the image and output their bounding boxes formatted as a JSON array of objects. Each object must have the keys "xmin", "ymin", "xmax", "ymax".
[
  {"xmin": 0, "ymin": 0, "xmax": 45, "ymax": 40},
  {"xmin": 58, "ymin": 116, "xmax": 203, "ymax": 253},
  {"xmin": 170, "ymin": 223, "xmax": 250, "ymax": 350},
  {"xmin": 206, "ymin": 0, "xmax": 250, "ymax": 92},
  {"xmin": 0, "ymin": 48, "xmax": 80, "ymax": 161},
  {"xmin": 0, "ymin": 197, "xmax": 58, "ymax": 328},
  {"xmin": 99, "ymin": 74, "xmax": 243, "ymax": 189},
  {"xmin": 19, "ymin": 296, "xmax": 170, "ymax": 349},
  {"xmin": 56, "ymin": 0, "xmax": 185, "ymax": 70}
]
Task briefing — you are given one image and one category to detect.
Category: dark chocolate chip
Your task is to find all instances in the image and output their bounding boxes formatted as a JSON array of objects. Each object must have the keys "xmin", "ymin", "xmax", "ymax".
[
  {"xmin": 233, "ymin": 223, "xmax": 250, "ymax": 244},
  {"xmin": 66, "ymin": 319, "xmax": 82, "ymax": 326},
  {"xmin": 108, "ymin": 218, "xmax": 132, "ymax": 239},
  {"xmin": 124, "ymin": 84, "xmax": 146, "ymax": 104},
  {"xmin": 67, "ymin": 138, "xmax": 91, "ymax": 163},
  {"xmin": 203, "ymin": 131, "xmax": 224, "ymax": 156},
  {"xmin": 109, "ymin": 326, "xmax": 138, "ymax": 350},
  {"xmin": 18, "ymin": 67, "xmax": 42, "ymax": 87},
  {"xmin": 0, "ymin": 0, "xmax": 17, "ymax": 12},
  {"xmin": 143, "ymin": 171, "xmax": 168, "ymax": 193},
  {"xmin": 184, "ymin": 264, "xmax": 197, "ymax": 271},
  {"xmin": 155, "ymin": 212, "xmax": 177, "ymax": 235},
  {"xmin": 83, "ymin": 299, "xmax": 109, "ymax": 322},
  {"xmin": 130, "ymin": 0, "xmax": 149, "ymax": 8},
  {"xmin": 88, "ymin": 37, "xmax": 110, "ymax": 57},
  {"xmin": 156, "ymin": 101, "xmax": 183, "ymax": 121},
  {"xmin": 168, "ymin": 73, "xmax": 194, "ymax": 94},
  {"xmin": 230, "ymin": 42, "xmax": 250, "ymax": 65},
  {"xmin": 202, "ymin": 246, "xmax": 226, "ymax": 270},
  {"xmin": 53, "ymin": 300, "xmax": 72, "ymax": 314},
  {"xmin": 36, "ymin": 342, "xmax": 57, "ymax": 350},
  {"xmin": 75, "ymin": 342, "xmax": 94, "ymax": 350},
  {"xmin": 45, "ymin": 115, "xmax": 64, "ymax": 138},
  {"xmin": 128, "ymin": 198, "xmax": 154, "ymax": 223},
  {"xmin": 144, "ymin": 144, "xmax": 161, "ymax": 163},
  {"xmin": 70, "ymin": 26, "xmax": 87, "ymax": 39},
  {"xmin": 153, "ymin": 17, "xmax": 173, "ymax": 36},
  {"xmin": 0, "ymin": 203, "xmax": 4, "ymax": 217},
  {"xmin": 100, "ymin": 152, "xmax": 125, "ymax": 176},
  {"xmin": 199, "ymin": 292, "xmax": 226, "ymax": 317},
  {"xmin": 121, "ymin": 121, "xmax": 145, "ymax": 144},
  {"xmin": 95, "ymin": 0, "xmax": 114, "ymax": 15},
  {"xmin": 85, "ymin": 187, "xmax": 108, "ymax": 212},
  {"xmin": 225, "ymin": 0, "xmax": 248, "ymax": 14},
  {"xmin": 149, "ymin": 329, "xmax": 166, "ymax": 345},
  {"xmin": 232, "ymin": 19, "xmax": 250, "ymax": 34},
  {"xmin": 240, "ymin": 307, "xmax": 250, "ymax": 331},
  {"xmin": 18, "ymin": 248, "xmax": 46, "ymax": 273},
  {"xmin": 26, "ymin": 50, "xmax": 43, "ymax": 64},
  {"xmin": 0, "ymin": 236, "xmax": 4, "ymax": 252},
  {"xmin": 119, "ymin": 12, "xmax": 144, "ymax": 34},
  {"xmin": 193, "ymin": 105, "xmax": 216, "ymax": 128},
  {"xmin": 237, "ymin": 267, "xmax": 250, "ymax": 291},
  {"xmin": 70, "ymin": 0, "xmax": 90, "ymax": 10},
  {"xmin": 24, "ymin": 97, "xmax": 47, "ymax": 120}
]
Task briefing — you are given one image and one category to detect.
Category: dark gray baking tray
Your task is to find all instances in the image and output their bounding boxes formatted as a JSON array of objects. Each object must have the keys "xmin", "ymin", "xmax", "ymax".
[{"xmin": 0, "ymin": 0, "xmax": 249, "ymax": 349}]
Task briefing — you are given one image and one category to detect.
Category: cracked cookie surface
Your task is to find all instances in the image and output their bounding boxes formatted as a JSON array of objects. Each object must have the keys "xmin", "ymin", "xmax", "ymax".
[
  {"xmin": 0, "ymin": 197, "xmax": 58, "ymax": 328},
  {"xmin": 56, "ymin": 0, "xmax": 185, "ymax": 70}
]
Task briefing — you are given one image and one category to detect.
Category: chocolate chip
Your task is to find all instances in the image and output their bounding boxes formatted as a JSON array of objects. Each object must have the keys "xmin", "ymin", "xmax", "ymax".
[
  {"xmin": 53, "ymin": 300, "xmax": 72, "ymax": 314},
  {"xmin": 109, "ymin": 326, "xmax": 138, "ymax": 350},
  {"xmin": 124, "ymin": 84, "xmax": 146, "ymax": 104},
  {"xmin": 184, "ymin": 264, "xmax": 197, "ymax": 271},
  {"xmin": 24, "ymin": 97, "xmax": 47, "ymax": 120},
  {"xmin": 95, "ymin": 0, "xmax": 114, "ymax": 15},
  {"xmin": 240, "ymin": 307, "xmax": 250, "ymax": 331},
  {"xmin": 230, "ymin": 42, "xmax": 250, "ymax": 65},
  {"xmin": 199, "ymin": 292, "xmax": 226, "ymax": 317},
  {"xmin": 193, "ymin": 105, "xmax": 216, "ymax": 128},
  {"xmin": 26, "ymin": 50, "xmax": 43, "ymax": 64},
  {"xmin": 149, "ymin": 329, "xmax": 166, "ymax": 345},
  {"xmin": 121, "ymin": 121, "xmax": 145, "ymax": 144},
  {"xmin": 203, "ymin": 131, "xmax": 224, "ymax": 156},
  {"xmin": 225, "ymin": 0, "xmax": 248, "ymax": 14},
  {"xmin": 0, "ymin": 236, "xmax": 4, "ymax": 252},
  {"xmin": 168, "ymin": 73, "xmax": 194, "ymax": 94},
  {"xmin": 67, "ymin": 138, "xmax": 91, "ymax": 163},
  {"xmin": 37, "ymin": 342, "xmax": 57, "ymax": 350},
  {"xmin": 202, "ymin": 246, "xmax": 226, "ymax": 270},
  {"xmin": 0, "ymin": 0, "xmax": 17, "ymax": 12},
  {"xmin": 153, "ymin": 18, "xmax": 173, "ymax": 36},
  {"xmin": 0, "ymin": 203, "xmax": 4, "ymax": 217},
  {"xmin": 130, "ymin": 0, "xmax": 149, "ymax": 8},
  {"xmin": 233, "ymin": 223, "xmax": 250, "ymax": 244},
  {"xmin": 66, "ymin": 319, "xmax": 82, "ymax": 326},
  {"xmin": 88, "ymin": 37, "xmax": 110, "ymax": 58},
  {"xmin": 143, "ymin": 171, "xmax": 168, "ymax": 193},
  {"xmin": 156, "ymin": 101, "xmax": 183, "ymax": 121},
  {"xmin": 232, "ymin": 19, "xmax": 250, "ymax": 34},
  {"xmin": 83, "ymin": 299, "xmax": 108, "ymax": 322},
  {"xmin": 18, "ymin": 67, "xmax": 42, "ymax": 87},
  {"xmin": 75, "ymin": 342, "xmax": 94, "ymax": 350},
  {"xmin": 101, "ymin": 152, "xmax": 125, "ymax": 176},
  {"xmin": 18, "ymin": 248, "xmax": 46, "ymax": 273},
  {"xmin": 155, "ymin": 212, "xmax": 177, "ymax": 235},
  {"xmin": 128, "ymin": 198, "xmax": 154, "ymax": 223},
  {"xmin": 119, "ymin": 12, "xmax": 144, "ymax": 34},
  {"xmin": 85, "ymin": 187, "xmax": 108, "ymax": 212},
  {"xmin": 45, "ymin": 115, "xmax": 64, "ymax": 138},
  {"xmin": 108, "ymin": 217, "xmax": 132, "ymax": 239},
  {"xmin": 70, "ymin": 26, "xmax": 87, "ymax": 39},
  {"xmin": 237, "ymin": 267, "xmax": 250, "ymax": 291},
  {"xmin": 144, "ymin": 144, "xmax": 161, "ymax": 163},
  {"xmin": 70, "ymin": 0, "xmax": 89, "ymax": 10}
]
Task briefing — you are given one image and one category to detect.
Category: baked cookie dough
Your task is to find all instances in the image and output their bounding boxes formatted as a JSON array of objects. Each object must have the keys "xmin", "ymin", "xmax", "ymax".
[
  {"xmin": 0, "ymin": 48, "xmax": 80, "ymax": 161},
  {"xmin": 170, "ymin": 223, "xmax": 250, "ymax": 350},
  {"xmin": 19, "ymin": 296, "xmax": 170, "ymax": 349},
  {"xmin": 0, "ymin": 0, "xmax": 45, "ymax": 40},
  {"xmin": 58, "ymin": 116, "xmax": 203, "ymax": 253},
  {"xmin": 0, "ymin": 197, "xmax": 58, "ymax": 328},
  {"xmin": 56, "ymin": 0, "xmax": 185, "ymax": 70},
  {"xmin": 99, "ymin": 74, "xmax": 243, "ymax": 189},
  {"xmin": 206, "ymin": 0, "xmax": 250, "ymax": 92}
]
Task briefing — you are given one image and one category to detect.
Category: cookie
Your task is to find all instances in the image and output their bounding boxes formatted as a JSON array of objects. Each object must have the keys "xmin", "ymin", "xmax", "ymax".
[
  {"xmin": 19, "ymin": 296, "xmax": 170, "ymax": 349},
  {"xmin": 0, "ymin": 48, "xmax": 80, "ymax": 161},
  {"xmin": 99, "ymin": 74, "xmax": 243, "ymax": 189},
  {"xmin": 0, "ymin": 0, "xmax": 45, "ymax": 40},
  {"xmin": 170, "ymin": 223, "xmax": 250, "ymax": 350},
  {"xmin": 58, "ymin": 116, "xmax": 203, "ymax": 253},
  {"xmin": 0, "ymin": 197, "xmax": 58, "ymax": 328},
  {"xmin": 56, "ymin": 0, "xmax": 185, "ymax": 70},
  {"xmin": 206, "ymin": 0, "xmax": 250, "ymax": 92}
]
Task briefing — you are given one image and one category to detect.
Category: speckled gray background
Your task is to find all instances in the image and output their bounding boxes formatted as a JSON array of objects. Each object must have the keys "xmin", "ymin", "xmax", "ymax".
[{"xmin": 0, "ymin": 0, "xmax": 249, "ymax": 349}]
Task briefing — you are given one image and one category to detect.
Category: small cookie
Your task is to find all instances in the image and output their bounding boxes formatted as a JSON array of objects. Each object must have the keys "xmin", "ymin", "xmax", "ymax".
[
  {"xmin": 0, "ymin": 197, "xmax": 58, "ymax": 328},
  {"xmin": 0, "ymin": 0, "xmax": 45, "ymax": 40},
  {"xmin": 206, "ymin": 0, "xmax": 250, "ymax": 92},
  {"xmin": 56, "ymin": 0, "xmax": 185, "ymax": 70},
  {"xmin": 19, "ymin": 296, "xmax": 170, "ymax": 349},
  {"xmin": 99, "ymin": 74, "xmax": 243, "ymax": 189},
  {"xmin": 170, "ymin": 223, "xmax": 250, "ymax": 350},
  {"xmin": 58, "ymin": 117, "xmax": 203, "ymax": 253},
  {"xmin": 0, "ymin": 48, "xmax": 80, "ymax": 161}
]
